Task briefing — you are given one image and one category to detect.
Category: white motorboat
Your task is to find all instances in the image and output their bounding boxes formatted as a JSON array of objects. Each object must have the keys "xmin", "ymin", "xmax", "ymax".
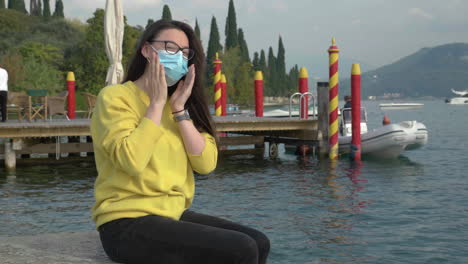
[
  {"xmin": 338, "ymin": 108, "xmax": 428, "ymax": 158},
  {"xmin": 445, "ymin": 89, "xmax": 468, "ymax": 105},
  {"xmin": 263, "ymin": 108, "xmax": 317, "ymax": 118},
  {"xmin": 264, "ymin": 107, "xmax": 340, "ymax": 118},
  {"xmin": 379, "ymin": 103, "xmax": 424, "ymax": 110}
]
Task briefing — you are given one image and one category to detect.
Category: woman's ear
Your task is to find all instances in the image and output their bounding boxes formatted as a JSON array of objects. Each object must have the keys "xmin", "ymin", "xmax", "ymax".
[{"xmin": 141, "ymin": 43, "xmax": 150, "ymax": 60}]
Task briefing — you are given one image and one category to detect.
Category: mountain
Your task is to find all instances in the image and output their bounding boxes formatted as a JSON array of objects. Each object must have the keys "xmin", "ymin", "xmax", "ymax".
[
  {"xmin": 341, "ymin": 43, "xmax": 468, "ymax": 98},
  {"xmin": 288, "ymin": 54, "xmax": 376, "ymax": 82}
]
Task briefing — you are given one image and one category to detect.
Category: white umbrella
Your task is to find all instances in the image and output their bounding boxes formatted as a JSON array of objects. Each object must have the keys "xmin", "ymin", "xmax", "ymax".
[{"xmin": 104, "ymin": 0, "xmax": 124, "ymax": 85}]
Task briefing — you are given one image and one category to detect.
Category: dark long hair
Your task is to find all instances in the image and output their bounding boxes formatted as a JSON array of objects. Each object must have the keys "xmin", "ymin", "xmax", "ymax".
[{"xmin": 124, "ymin": 20, "xmax": 216, "ymax": 139}]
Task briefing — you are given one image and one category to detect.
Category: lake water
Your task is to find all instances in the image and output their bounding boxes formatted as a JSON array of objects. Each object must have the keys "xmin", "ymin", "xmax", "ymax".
[{"xmin": 1, "ymin": 100, "xmax": 467, "ymax": 263}]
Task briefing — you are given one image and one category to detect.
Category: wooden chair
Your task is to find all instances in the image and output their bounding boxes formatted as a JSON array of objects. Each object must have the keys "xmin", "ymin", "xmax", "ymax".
[
  {"xmin": 7, "ymin": 92, "xmax": 29, "ymax": 120},
  {"xmin": 48, "ymin": 91, "xmax": 69, "ymax": 120},
  {"xmin": 82, "ymin": 92, "xmax": 97, "ymax": 119},
  {"xmin": 27, "ymin": 89, "xmax": 48, "ymax": 121}
]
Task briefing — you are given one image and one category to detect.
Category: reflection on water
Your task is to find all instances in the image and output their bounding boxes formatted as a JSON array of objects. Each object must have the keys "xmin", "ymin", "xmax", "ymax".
[{"xmin": 1, "ymin": 100, "xmax": 468, "ymax": 263}]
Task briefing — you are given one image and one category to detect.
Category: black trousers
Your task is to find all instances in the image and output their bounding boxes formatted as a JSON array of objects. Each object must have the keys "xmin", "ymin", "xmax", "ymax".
[
  {"xmin": 0, "ymin": 91, "xmax": 7, "ymax": 122},
  {"xmin": 98, "ymin": 210, "xmax": 270, "ymax": 264}
]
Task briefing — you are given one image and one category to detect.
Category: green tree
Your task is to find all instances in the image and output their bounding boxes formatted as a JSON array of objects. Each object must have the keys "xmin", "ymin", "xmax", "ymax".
[
  {"xmin": 287, "ymin": 64, "xmax": 299, "ymax": 95},
  {"xmin": 267, "ymin": 46, "xmax": 277, "ymax": 96},
  {"xmin": 221, "ymin": 47, "xmax": 253, "ymax": 106},
  {"xmin": 146, "ymin": 19, "xmax": 154, "ymax": 29},
  {"xmin": 205, "ymin": 16, "xmax": 223, "ymax": 95},
  {"xmin": 0, "ymin": 52, "xmax": 26, "ymax": 91},
  {"xmin": 257, "ymin": 49, "xmax": 267, "ymax": 91},
  {"xmin": 0, "ymin": 0, "xmax": 5, "ymax": 9},
  {"xmin": 18, "ymin": 41, "xmax": 61, "ymax": 66},
  {"xmin": 68, "ymin": 9, "xmax": 107, "ymax": 95},
  {"xmin": 30, "ymin": 0, "xmax": 41, "ymax": 16},
  {"xmin": 224, "ymin": 0, "xmax": 237, "ymax": 50},
  {"xmin": 37, "ymin": 0, "xmax": 42, "ymax": 16},
  {"xmin": 237, "ymin": 28, "xmax": 250, "ymax": 62},
  {"xmin": 123, "ymin": 16, "xmax": 142, "ymax": 71},
  {"xmin": 17, "ymin": 57, "xmax": 63, "ymax": 93},
  {"xmin": 162, "ymin": 4, "xmax": 172, "ymax": 20},
  {"xmin": 42, "ymin": 0, "xmax": 50, "ymax": 17},
  {"xmin": 52, "ymin": 0, "xmax": 63, "ymax": 18},
  {"xmin": 194, "ymin": 18, "xmax": 201, "ymax": 42},
  {"xmin": 252, "ymin": 52, "xmax": 259, "ymax": 70},
  {"xmin": 8, "ymin": 0, "xmax": 27, "ymax": 13},
  {"xmin": 259, "ymin": 49, "xmax": 267, "ymax": 74},
  {"xmin": 276, "ymin": 36, "xmax": 287, "ymax": 95}
]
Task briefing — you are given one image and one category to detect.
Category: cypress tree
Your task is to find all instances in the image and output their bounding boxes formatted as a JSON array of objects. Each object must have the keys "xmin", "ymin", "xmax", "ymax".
[
  {"xmin": 237, "ymin": 28, "xmax": 250, "ymax": 62},
  {"xmin": 146, "ymin": 19, "xmax": 154, "ymax": 29},
  {"xmin": 194, "ymin": 18, "xmax": 201, "ymax": 42},
  {"xmin": 8, "ymin": 0, "xmax": 27, "ymax": 13},
  {"xmin": 205, "ymin": 16, "xmax": 223, "ymax": 92},
  {"xmin": 0, "ymin": 0, "xmax": 5, "ymax": 9},
  {"xmin": 252, "ymin": 52, "xmax": 259, "ymax": 71},
  {"xmin": 30, "ymin": 0, "xmax": 42, "ymax": 16},
  {"xmin": 288, "ymin": 64, "xmax": 299, "ymax": 94},
  {"xmin": 43, "ymin": 0, "xmax": 50, "ymax": 17},
  {"xmin": 162, "ymin": 4, "xmax": 172, "ymax": 20},
  {"xmin": 259, "ymin": 50, "xmax": 267, "ymax": 73},
  {"xmin": 53, "ymin": 0, "xmax": 64, "ymax": 18},
  {"xmin": 37, "ymin": 0, "xmax": 42, "ymax": 16},
  {"xmin": 224, "ymin": 0, "xmax": 238, "ymax": 50},
  {"xmin": 276, "ymin": 36, "xmax": 286, "ymax": 95},
  {"xmin": 29, "ymin": 0, "xmax": 35, "ymax": 15},
  {"xmin": 267, "ymin": 46, "xmax": 278, "ymax": 96}
]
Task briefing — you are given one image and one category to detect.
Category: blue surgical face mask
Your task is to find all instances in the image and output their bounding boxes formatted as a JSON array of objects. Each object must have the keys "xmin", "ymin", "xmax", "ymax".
[{"xmin": 149, "ymin": 46, "xmax": 188, "ymax": 87}]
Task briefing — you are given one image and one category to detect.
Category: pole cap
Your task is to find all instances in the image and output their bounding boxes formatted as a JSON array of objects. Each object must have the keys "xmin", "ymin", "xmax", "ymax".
[
  {"xmin": 67, "ymin": 72, "xmax": 75, "ymax": 82},
  {"xmin": 299, "ymin": 67, "xmax": 308, "ymax": 78},
  {"xmin": 254, "ymin": 71, "xmax": 263, "ymax": 81},
  {"xmin": 214, "ymin": 52, "xmax": 222, "ymax": 64},
  {"xmin": 351, "ymin": 64, "xmax": 361, "ymax": 75}
]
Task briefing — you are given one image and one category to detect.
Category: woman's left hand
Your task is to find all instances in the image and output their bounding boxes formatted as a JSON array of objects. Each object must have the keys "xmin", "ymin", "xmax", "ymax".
[{"xmin": 170, "ymin": 65, "xmax": 195, "ymax": 112}]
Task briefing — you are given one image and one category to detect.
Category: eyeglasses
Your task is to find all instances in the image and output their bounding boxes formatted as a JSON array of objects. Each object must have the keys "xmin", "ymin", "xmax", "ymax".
[{"xmin": 149, "ymin": 40, "xmax": 195, "ymax": 61}]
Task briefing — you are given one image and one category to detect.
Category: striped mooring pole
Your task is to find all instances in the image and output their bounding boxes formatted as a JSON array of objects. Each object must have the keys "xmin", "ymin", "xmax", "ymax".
[
  {"xmin": 67, "ymin": 72, "xmax": 76, "ymax": 119},
  {"xmin": 299, "ymin": 67, "xmax": 309, "ymax": 119},
  {"xmin": 221, "ymin": 74, "xmax": 227, "ymax": 116},
  {"xmin": 254, "ymin": 71, "xmax": 264, "ymax": 117},
  {"xmin": 351, "ymin": 64, "xmax": 362, "ymax": 161},
  {"xmin": 328, "ymin": 38, "xmax": 340, "ymax": 160},
  {"xmin": 213, "ymin": 53, "xmax": 222, "ymax": 116}
]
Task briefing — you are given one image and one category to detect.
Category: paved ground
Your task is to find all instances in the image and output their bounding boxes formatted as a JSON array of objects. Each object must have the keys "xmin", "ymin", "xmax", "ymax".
[{"xmin": 0, "ymin": 231, "xmax": 114, "ymax": 264}]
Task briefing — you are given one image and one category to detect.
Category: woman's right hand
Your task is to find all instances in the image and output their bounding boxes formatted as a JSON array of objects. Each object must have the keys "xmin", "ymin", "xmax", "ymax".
[{"xmin": 146, "ymin": 48, "xmax": 167, "ymax": 105}]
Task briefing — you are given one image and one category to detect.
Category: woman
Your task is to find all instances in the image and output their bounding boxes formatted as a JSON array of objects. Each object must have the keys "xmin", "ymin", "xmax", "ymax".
[{"xmin": 91, "ymin": 19, "xmax": 270, "ymax": 264}]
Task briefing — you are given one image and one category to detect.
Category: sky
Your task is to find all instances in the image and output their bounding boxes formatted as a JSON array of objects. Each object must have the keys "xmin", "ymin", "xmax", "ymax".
[{"xmin": 60, "ymin": 0, "xmax": 468, "ymax": 79}]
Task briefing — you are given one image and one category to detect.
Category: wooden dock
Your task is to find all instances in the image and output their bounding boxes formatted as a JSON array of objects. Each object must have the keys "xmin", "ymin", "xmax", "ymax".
[{"xmin": 0, "ymin": 116, "xmax": 321, "ymax": 169}]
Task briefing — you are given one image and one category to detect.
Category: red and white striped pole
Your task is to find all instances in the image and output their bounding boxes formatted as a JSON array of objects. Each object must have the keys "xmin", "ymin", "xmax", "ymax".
[
  {"xmin": 328, "ymin": 38, "xmax": 340, "ymax": 160},
  {"xmin": 299, "ymin": 67, "xmax": 309, "ymax": 119},
  {"xmin": 67, "ymin": 72, "xmax": 76, "ymax": 119},
  {"xmin": 351, "ymin": 64, "xmax": 362, "ymax": 161},
  {"xmin": 254, "ymin": 71, "xmax": 264, "ymax": 117}
]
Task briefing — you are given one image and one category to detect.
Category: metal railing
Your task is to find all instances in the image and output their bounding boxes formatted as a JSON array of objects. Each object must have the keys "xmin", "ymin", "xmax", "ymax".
[{"xmin": 289, "ymin": 92, "xmax": 315, "ymax": 119}]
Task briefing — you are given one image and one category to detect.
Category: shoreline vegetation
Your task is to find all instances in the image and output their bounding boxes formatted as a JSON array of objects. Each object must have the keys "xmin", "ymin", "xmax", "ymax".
[
  {"xmin": 0, "ymin": 1, "xmax": 302, "ymax": 109},
  {"xmin": 2, "ymin": 1, "xmax": 465, "ymax": 109}
]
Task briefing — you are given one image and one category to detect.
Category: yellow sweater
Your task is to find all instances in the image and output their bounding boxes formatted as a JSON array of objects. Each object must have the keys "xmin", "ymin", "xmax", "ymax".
[{"xmin": 91, "ymin": 81, "xmax": 218, "ymax": 228}]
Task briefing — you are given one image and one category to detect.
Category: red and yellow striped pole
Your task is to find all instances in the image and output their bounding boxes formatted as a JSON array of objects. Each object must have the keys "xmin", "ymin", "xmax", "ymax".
[
  {"xmin": 67, "ymin": 72, "xmax": 76, "ymax": 119},
  {"xmin": 221, "ymin": 74, "xmax": 227, "ymax": 116},
  {"xmin": 328, "ymin": 38, "xmax": 340, "ymax": 160},
  {"xmin": 213, "ymin": 52, "xmax": 222, "ymax": 116}
]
